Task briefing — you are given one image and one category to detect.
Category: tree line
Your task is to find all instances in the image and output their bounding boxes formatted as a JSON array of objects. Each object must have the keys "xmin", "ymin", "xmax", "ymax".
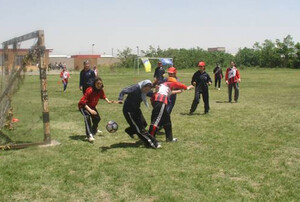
[{"xmin": 116, "ymin": 35, "xmax": 300, "ymax": 69}]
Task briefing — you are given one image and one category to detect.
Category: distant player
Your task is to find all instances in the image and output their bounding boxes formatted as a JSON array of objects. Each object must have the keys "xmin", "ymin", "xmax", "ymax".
[
  {"xmin": 60, "ymin": 66, "xmax": 70, "ymax": 92},
  {"xmin": 189, "ymin": 61, "xmax": 212, "ymax": 114},
  {"xmin": 79, "ymin": 60, "xmax": 96, "ymax": 94},
  {"xmin": 225, "ymin": 61, "xmax": 241, "ymax": 102},
  {"xmin": 153, "ymin": 61, "xmax": 165, "ymax": 86},
  {"xmin": 78, "ymin": 77, "xmax": 113, "ymax": 142},
  {"xmin": 117, "ymin": 80, "xmax": 160, "ymax": 149},
  {"xmin": 213, "ymin": 63, "xmax": 223, "ymax": 90}
]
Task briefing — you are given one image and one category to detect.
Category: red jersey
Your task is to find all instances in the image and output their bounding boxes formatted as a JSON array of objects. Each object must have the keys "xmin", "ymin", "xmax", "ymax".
[
  {"xmin": 225, "ymin": 67, "xmax": 240, "ymax": 84},
  {"xmin": 78, "ymin": 87, "xmax": 106, "ymax": 109},
  {"xmin": 153, "ymin": 81, "xmax": 187, "ymax": 104}
]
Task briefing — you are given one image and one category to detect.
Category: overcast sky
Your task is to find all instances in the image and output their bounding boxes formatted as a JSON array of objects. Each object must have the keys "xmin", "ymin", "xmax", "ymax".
[{"xmin": 1, "ymin": 0, "xmax": 299, "ymax": 55}]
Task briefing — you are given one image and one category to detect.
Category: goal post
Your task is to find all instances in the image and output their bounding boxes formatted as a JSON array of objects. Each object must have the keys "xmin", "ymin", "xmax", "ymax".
[
  {"xmin": 136, "ymin": 56, "xmax": 173, "ymax": 74},
  {"xmin": 0, "ymin": 30, "xmax": 51, "ymax": 149}
]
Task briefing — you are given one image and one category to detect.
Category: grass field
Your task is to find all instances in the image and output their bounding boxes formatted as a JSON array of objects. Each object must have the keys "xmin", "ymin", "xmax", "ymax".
[{"xmin": 1, "ymin": 68, "xmax": 300, "ymax": 201}]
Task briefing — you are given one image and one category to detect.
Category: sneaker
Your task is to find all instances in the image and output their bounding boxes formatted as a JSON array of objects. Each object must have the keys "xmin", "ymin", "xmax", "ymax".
[
  {"xmin": 88, "ymin": 135, "xmax": 95, "ymax": 142},
  {"xmin": 125, "ymin": 128, "xmax": 134, "ymax": 139},
  {"xmin": 218, "ymin": 88, "xmax": 220, "ymax": 90},
  {"xmin": 156, "ymin": 143, "xmax": 162, "ymax": 149},
  {"xmin": 167, "ymin": 138, "xmax": 178, "ymax": 142},
  {"xmin": 97, "ymin": 129, "xmax": 103, "ymax": 134}
]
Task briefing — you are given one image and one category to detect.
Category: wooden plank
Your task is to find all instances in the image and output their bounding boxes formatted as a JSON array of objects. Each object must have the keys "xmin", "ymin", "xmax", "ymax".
[{"xmin": 2, "ymin": 30, "xmax": 42, "ymax": 46}]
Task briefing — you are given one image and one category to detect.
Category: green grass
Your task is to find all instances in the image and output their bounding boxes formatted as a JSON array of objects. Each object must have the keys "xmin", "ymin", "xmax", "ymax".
[{"xmin": 1, "ymin": 68, "xmax": 300, "ymax": 201}]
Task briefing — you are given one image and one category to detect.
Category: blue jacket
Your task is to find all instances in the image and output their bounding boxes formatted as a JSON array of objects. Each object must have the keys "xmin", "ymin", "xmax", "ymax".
[
  {"xmin": 119, "ymin": 84, "xmax": 153, "ymax": 112},
  {"xmin": 79, "ymin": 69, "xmax": 96, "ymax": 89}
]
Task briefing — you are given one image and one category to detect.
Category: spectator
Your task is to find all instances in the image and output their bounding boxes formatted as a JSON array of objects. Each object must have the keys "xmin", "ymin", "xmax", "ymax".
[
  {"xmin": 79, "ymin": 60, "xmax": 96, "ymax": 94},
  {"xmin": 225, "ymin": 61, "xmax": 241, "ymax": 103}
]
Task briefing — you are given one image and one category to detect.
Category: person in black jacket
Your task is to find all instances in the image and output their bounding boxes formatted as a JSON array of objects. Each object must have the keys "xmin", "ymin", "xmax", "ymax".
[
  {"xmin": 213, "ymin": 63, "xmax": 223, "ymax": 90},
  {"xmin": 117, "ymin": 80, "xmax": 160, "ymax": 149},
  {"xmin": 189, "ymin": 61, "xmax": 212, "ymax": 114},
  {"xmin": 153, "ymin": 61, "xmax": 165, "ymax": 86},
  {"xmin": 79, "ymin": 60, "xmax": 96, "ymax": 94}
]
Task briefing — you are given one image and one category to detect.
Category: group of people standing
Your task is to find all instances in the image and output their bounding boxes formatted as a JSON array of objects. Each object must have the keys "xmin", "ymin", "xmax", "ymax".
[{"xmin": 76, "ymin": 60, "xmax": 241, "ymax": 149}]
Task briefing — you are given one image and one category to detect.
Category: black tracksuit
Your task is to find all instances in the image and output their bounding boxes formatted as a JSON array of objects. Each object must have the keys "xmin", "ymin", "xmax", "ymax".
[
  {"xmin": 190, "ymin": 71, "xmax": 212, "ymax": 113},
  {"xmin": 118, "ymin": 84, "xmax": 158, "ymax": 148},
  {"xmin": 79, "ymin": 69, "xmax": 96, "ymax": 94},
  {"xmin": 213, "ymin": 66, "xmax": 223, "ymax": 88},
  {"xmin": 153, "ymin": 67, "xmax": 165, "ymax": 83}
]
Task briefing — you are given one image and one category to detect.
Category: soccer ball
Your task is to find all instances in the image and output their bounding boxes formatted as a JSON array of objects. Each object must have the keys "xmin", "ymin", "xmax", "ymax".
[{"xmin": 106, "ymin": 120, "xmax": 118, "ymax": 133}]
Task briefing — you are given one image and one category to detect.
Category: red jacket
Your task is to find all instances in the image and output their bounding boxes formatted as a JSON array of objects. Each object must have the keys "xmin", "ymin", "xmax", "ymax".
[
  {"xmin": 78, "ymin": 87, "xmax": 106, "ymax": 109},
  {"xmin": 225, "ymin": 67, "xmax": 240, "ymax": 84}
]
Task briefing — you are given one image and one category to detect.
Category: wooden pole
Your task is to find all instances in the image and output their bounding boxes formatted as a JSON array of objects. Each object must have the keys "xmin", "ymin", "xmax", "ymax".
[{"xmin": 37, "ymin": 31, "xmax": 51, "ymax": 144}]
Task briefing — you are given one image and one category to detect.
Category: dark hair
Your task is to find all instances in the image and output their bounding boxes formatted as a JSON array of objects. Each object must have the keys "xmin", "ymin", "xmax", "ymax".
[
  {"xmin": 92, "ymin": 77, "xmax": 104, "ymax": 91},
  {"xmin": 83, "ymin": 60, "xmax": 89, "ymax": 65}
]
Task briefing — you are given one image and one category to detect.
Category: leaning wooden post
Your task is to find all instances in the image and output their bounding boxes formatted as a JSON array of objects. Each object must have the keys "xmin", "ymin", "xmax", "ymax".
[{"xmin": 37, "ymin": 30, "xmax": 51, "ymax": 144}]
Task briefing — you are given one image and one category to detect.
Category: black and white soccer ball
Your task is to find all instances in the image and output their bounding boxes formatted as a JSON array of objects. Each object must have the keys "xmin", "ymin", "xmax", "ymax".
[{"xmin": 106, "ymin": 120, "xmax": 118, "ymax": 133}]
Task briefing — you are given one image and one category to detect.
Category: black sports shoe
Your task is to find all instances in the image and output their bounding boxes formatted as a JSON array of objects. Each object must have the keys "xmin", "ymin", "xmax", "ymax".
[{"xmin": 125, "ymin": 128, "xmax": 134, "ymax": 139}]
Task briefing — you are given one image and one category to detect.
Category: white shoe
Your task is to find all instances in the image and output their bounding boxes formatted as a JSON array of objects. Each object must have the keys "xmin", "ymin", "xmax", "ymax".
[
  {"xmin": 97, "ymin": 129, "xmax": 103, "ymax": 134},
  {"xmin": 218, "ymin": 88, "xmax": 220, "ymax": 90},
  {"xmin": 156, "ymin": 143, "xmax": 162, "ymax": 149},
  {"xmin": 88, "ymin": 135, "xmax": 95, "ymax": 142},
  {"xmin": 167, "ymin": 138, "xmax": 177, "ymax": 142}
]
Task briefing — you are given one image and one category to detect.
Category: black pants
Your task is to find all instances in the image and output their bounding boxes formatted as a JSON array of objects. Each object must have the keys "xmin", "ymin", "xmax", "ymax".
[
  {"xmin": 215, "ymin": 77, "xmax": 221, "ymax": 88},
  {"xmin": 190, "ymin": 89, "xmax": 209, "ymax": 113},
  {"xmin": 166, "ymin": 94, "xmax": 177, "ymax": 115},
  {"xmin": 228, "ymin": 83, "xmax": 239, "ymax": 102},
  {"xmin": 149, "ymin": 101, "xmax": 174, "ymax": 141},
  {"xmin": 80, "ymin": 108, "xmax": 101, "ymax": 138},
  {"xmin": 123, "ymin": 108, "xmax": 158, "ymax": 148}
]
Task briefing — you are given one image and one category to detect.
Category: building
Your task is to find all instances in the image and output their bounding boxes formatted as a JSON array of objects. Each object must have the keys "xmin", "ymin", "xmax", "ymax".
[
  {"xmin": 71, "ymin": 55, "xmax": 101, "ymax": 70},
  {"xmin": 0, "ymin": 48, "xmax": 51, "ymax": 71},
  {"xmin": 208, "ymin": 47, "xmax": 226, "ymax": 52},
  {"xmin": 49, "ymin": 55, "xmax": 73, "ymax": 69}
]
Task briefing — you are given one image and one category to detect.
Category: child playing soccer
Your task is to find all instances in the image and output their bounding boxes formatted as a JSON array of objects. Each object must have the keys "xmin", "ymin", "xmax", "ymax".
[
  {"xmin": 117, "ymin": 80, "xmax": 160, "ymax": 149},
  {"xmin": 189, "ymin": 61, "xmax": 212, "ymax": 114},
  {"xmin": 149, "ymin": 80, "xmax": 193, "ymax": 142},
  {"xmin": 78, "ymin": 77, "xmax": 113, "ymax": 142},
  {"xmin": 60, "ymin": 66, "xmax": 70, "ymax": 92}
]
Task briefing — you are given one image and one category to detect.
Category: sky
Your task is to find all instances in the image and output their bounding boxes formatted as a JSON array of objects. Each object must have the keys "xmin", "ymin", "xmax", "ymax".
[{"xmin": 0, "ymin": 0, "xmax": 300, "ymax": 55}]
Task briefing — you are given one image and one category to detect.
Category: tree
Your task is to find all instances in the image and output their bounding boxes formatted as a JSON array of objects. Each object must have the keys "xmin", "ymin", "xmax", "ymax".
[{"xmin": 117, "ymin": 47, "xmax": 135, "ymax": 68}]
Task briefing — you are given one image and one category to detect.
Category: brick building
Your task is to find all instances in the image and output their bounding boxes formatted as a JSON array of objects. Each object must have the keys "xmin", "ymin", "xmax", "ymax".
[
  {"xmin": 0, "ymin": 48, "xmax": 51, "ymax": 71},
  {"xmin": 71, "ymin": 55, "xmax": 101, "ymax": 70}
]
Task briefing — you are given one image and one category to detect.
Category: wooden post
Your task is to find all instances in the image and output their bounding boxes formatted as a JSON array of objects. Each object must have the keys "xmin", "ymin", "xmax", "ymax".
[{"xmin": 37, "ymin": 31, "xmax": 51, "ymax": 144}]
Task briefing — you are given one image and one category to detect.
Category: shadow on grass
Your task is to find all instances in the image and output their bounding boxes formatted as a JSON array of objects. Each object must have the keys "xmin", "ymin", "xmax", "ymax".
[
  {"xmin": 100, "ymin": 141, "xmax": 144, "ymax": 152},
  {"xmin": 180, "ymin": 112, "xmax": 202, "ymax": 116},
  {"xmin": 215, "ymin": 101, "xmax": 233, "ymax": 103},
  {"xmin": 69, "ymin": 135, "xmax": 87, "ymax": 142}
]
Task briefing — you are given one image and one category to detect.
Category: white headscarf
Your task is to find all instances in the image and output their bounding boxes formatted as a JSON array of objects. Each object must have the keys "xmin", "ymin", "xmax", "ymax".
[{"xmin": 138, "ymin": 80, "xmax": 152, "ymax": 108}]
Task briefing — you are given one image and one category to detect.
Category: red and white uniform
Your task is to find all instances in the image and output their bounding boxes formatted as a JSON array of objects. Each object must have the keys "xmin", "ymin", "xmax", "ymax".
[
  {"xmin": 60, "ymin": 71, "xmax": 70, "ymax": 83},
  {"xmin": 225, "ymin": 67, "xmax": 240, "ymax": 84},
  {"xmin": 153, "ymin": 81, "xmax": 187, "ymax": 104}
]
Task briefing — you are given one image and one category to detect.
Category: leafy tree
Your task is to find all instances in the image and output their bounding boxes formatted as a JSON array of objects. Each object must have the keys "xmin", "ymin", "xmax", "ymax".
[{"xmin": 117, "ymin": 47, "xmax": 135, "ymax": 68}]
